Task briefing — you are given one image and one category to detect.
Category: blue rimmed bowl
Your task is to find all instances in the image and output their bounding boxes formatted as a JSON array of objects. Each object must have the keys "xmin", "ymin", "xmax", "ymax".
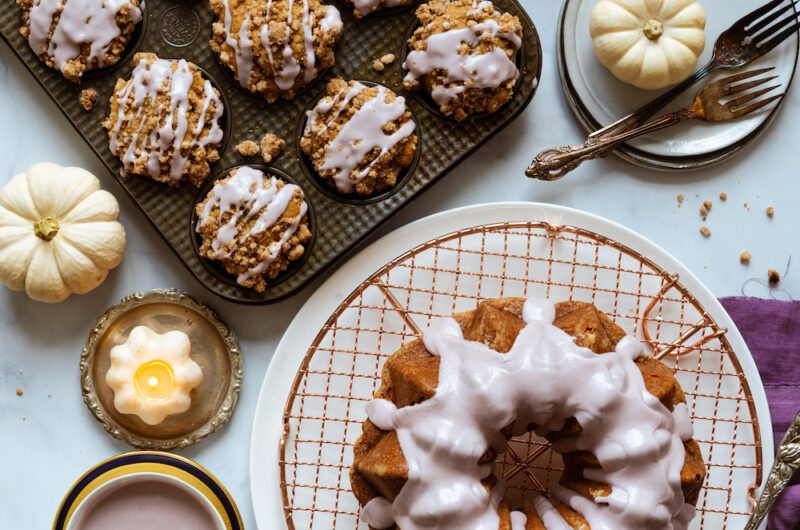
[{"xmin": 53, "ymin": 451, "xmax": 242, "ymax": 530}]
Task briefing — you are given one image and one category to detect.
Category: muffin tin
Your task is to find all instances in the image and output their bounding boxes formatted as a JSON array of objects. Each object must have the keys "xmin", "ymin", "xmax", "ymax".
[{"xmin": 0, "ymin": 0, "xmax": 542, "ymax": 304}]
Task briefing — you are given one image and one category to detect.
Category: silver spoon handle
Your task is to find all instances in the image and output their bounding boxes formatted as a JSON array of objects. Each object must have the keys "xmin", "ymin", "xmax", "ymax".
[{"xmin": 744, "ymin": 409, "xmax": 800, "ymax": 530}]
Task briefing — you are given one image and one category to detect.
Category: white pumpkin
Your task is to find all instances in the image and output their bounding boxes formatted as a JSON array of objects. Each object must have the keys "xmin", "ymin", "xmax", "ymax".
[
  {"xmin": 0, "ymin": 163, "xmax": 126, "ymax": 303},
  {"xmin": 590, "ymin": 0, "xmax": 706, "ymax": 90}
]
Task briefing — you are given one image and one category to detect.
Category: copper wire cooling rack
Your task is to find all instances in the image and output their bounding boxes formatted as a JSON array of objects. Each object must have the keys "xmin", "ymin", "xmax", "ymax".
[{"xmin": 279, "ymin": 221, "xmax": 763, "ymax": 529}]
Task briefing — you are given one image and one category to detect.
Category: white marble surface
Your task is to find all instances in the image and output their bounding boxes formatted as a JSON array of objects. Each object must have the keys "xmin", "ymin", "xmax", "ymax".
[{"xmin": 0, "ymin": 1, "xmax": 797, "ymax": 528}]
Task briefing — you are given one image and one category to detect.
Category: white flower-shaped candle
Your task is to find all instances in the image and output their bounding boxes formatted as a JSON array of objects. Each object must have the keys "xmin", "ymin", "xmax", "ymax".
[{"xmin": 106, "ymin": 326, "xmax": 203, "ymax": 425}]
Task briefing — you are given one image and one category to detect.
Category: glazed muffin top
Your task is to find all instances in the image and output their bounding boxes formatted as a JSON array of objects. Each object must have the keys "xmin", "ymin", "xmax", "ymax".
[
  {"xmin": 210, "ymin": 0, "xmax": 343, "ymax": 102},
  {"xmin": 103, "ymin": 53, "xmax": 224, "ymax": 187},
  {"xmin": 17, "ymin": 0, "xmax": 142, "ymax": 82}
]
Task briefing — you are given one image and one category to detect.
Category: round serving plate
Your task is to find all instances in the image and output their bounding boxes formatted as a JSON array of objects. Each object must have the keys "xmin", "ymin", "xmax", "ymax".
[
  {"xmin": 80, "ymin": 288, "xmax": 243, "ymax": 450},
  {"xmin": 558, "ymin": 0, "xmax": 799, "ymax": 170},
  {"xmin": 53, "ymin": 451, "xmax": 243, "ymax": 530},
  {"xmin": 250, "ymin": 202, "xmax": 774, "ymax": 529}
]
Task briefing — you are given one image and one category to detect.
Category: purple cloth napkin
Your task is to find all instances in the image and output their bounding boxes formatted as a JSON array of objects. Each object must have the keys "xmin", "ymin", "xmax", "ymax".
[{"xmin": 719, "ymin": 297, "xmax": 800, "ymax": 530}]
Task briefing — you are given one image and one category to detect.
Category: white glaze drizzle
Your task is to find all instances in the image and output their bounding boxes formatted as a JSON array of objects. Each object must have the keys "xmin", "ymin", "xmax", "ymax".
[
  {"xmin": 218, "ymin": 0, "xmax": 340, "ymax": 91},
  {"xmin": 27, "ymin": 0, "xmax": 142, "ymax": 76},
  {"xmin": 403, "ymin": 15, "xmax": 521, "ymax": 106},
  {"xmin": 196, "ymin": 167, "xmax": 306, "ymax": 284},
  {"xmin": 320, "ymin": 5, "xmax": 342, "ymax": 33},
  {"xmin": 305, "ymin": 82, "xmax": 415, "ymax": 193},
  {"xmin": 108, "ymin": 56, "xmax": 224, "ymax": 182},
  {"xmin": 509, "ymin": 511, "xmax": 527, "ymax": 530},
  {"xmin": 531, "ymin": 496, "xmax": 572, "ymax": 530},
  {"xmin": 221, "ymin": 1, "xmax": 255, "ymax": 88},
  {"xmin": 362, "ymin": 298, "xmax": 694, "ymax": 530}
]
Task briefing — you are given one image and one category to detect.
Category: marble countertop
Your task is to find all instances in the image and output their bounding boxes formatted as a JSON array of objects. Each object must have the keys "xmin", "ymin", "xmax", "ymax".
[{"xmin": 1, "ymin": 1, "xmax": 798, "ymax": 528}]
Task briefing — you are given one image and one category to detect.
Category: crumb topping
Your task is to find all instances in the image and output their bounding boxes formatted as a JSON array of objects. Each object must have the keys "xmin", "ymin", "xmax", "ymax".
[
  {"xmin": 80, "ymin": 89, "xmax": 97, "ymax": 111},
  {"xmin": 210, "ymin": 0, "xmax": 343, "ymax": 102},
  {"xmin": 102, "ymin": 53, "xmax": 224, "ymax": 187},
  {"xmin": 403, "ymin": 0, "xmax": 523, "ymax": 121},
  {"xmin": 196, "ymin": 166, "xmax": 311, "ymax": 291},
  {"xmin": 301, "ymin": 78, "xmax": 417, "ymax": 195},
  {"xmin": 261, "ymin": 133, "xmax": 285, "ymax": 163},
  {"xmin": 236, "ymin": 140, "xmax": 260, "ymax": 157}
]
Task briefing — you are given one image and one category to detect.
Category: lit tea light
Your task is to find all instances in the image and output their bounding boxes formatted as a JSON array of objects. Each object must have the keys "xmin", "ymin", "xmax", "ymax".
[{"xmin": 106, "ymin": 326, "xmax": 203, "ymax": 425}]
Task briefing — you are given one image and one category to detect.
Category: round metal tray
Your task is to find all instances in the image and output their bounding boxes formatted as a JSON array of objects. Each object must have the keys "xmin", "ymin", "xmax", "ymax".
[{"xmin": 80, "ymin": 288, "xmax": 242, "ymax": 449}]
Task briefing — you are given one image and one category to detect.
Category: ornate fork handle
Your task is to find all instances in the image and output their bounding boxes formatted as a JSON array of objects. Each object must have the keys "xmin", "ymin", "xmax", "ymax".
[
  {"xmin": 526, "ymin": 111, "xmax": 691, "ymax": 180},
  {"xmin": 744, "ymin": 409, "xmax": 800, "ymax": 530}
]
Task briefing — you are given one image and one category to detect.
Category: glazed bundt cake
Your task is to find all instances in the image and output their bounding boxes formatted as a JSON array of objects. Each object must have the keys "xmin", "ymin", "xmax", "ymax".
[{"xmin": 350, "ymin": 298, "xmax": 706, "ymax": 529}]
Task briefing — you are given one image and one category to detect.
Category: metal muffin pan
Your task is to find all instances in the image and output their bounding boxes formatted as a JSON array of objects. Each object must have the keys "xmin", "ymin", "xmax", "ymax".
[{"xmin": 0, "ymin": 0, "xmax": 542, "ymax": 304}]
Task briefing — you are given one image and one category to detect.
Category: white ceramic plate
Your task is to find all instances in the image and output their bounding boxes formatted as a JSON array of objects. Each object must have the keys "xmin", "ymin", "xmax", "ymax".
[
  {"xmin": 249, "ymin": 202, "xmax": 774, "ymax": 529},
  {"xmin": 558, "ymin": 0, "xmax": 799, "ymax": 169}
]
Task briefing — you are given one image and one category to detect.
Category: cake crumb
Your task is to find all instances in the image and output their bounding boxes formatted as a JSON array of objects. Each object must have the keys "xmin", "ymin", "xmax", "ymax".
[
  {"xmin": 768, "ymin": 269, "xmax": 781, "ymax": 286},
  {"xmin": 372, "ymin": 60, "xmax": 385, "ymax": 72},
  {"xmin": 766, "ymin": 206, "xmax": 774, "ymax": 217},
  {"xmin": 15, "ymin": 388, "xmax": 23, "ymax": 396},
  {"xmin": 700, "ymin": 226, "xmax": 711, "ymax": 237},
  {"xmin": 47, "ymin": 394, "xmax": 52, "ymax": 399},
  {"xmin": 260, "ymin": 133, "xmax": 285, "ymax": 163},
  {"xmin": 677, "ymin": 194, "xmax": 684, "ymax": 207},
  {"xmin": 380, "ymin": 54, "xmax": 395, "ymax": 64},
  {"xmin": 79, "ymin": 89, "xmax": 97, "ymax": 111},
  {"xmin": 700, "ymin": 200, "xmax": 711, "ymax": 216},
  {"xmin": 740, "ymin": 250, "xmax": 751, "ymax": 264},
  {"xmin": 719, "ymin": 192, "xmax": 727, "ymax": 201},
  {"xmin": 235, "ymin": 140, "xmax": 259, "ymax": 157}
]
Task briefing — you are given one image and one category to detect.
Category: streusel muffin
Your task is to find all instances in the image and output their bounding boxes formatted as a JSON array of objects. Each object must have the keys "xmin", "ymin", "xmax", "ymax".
[
  {"xmin": 210, "ymin": 0, "xmax": 343, "ymax": 102},
  {"xmin": 301, "ymin": 78, "xmax": 417, "ymax": 195},
  {"xmin": 195, "ymin": 166, "xmax": 311, "ymax": 291},
  {"xmin": 103, "ymin": 53, "xmax": 225, "ymax": 187},
  {"xmin": 403, "ymin": 0, "xmax": 523, "ymax": 121},
  {"xmin": 347, "ymin": 0, "xmax": 415, "ymax": 19},
  {"xmin": 17, "ymin": 0, "xmax": 142, "ymax": 82}
]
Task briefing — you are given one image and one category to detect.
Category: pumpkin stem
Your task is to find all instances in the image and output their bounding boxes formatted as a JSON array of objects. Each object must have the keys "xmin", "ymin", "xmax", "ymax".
[
  {"xmin": 643, "ymin": 19, "xmax": 664, "ymax": 41},
  {"xmin": 34, "ymin": 217, "xmax": 60, "ymax": 241}
]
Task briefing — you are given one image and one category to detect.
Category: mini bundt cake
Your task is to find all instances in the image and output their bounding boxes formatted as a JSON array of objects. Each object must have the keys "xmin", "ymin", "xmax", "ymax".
[{"xmin": 351, "ymin": 298, "xmax": 706, "ymax": 529}]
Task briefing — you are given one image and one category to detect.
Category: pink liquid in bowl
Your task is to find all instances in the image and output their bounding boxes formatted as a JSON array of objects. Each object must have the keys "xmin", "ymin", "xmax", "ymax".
[{"xmin": 76, "ymin": 479, "xmax": 220, "ymax": 530}]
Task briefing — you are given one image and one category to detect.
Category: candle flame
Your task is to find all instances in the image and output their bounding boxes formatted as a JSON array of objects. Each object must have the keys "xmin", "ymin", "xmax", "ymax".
[{"xmin": 148, "ymin": 376, "xmax": 159, "ymax": 387}]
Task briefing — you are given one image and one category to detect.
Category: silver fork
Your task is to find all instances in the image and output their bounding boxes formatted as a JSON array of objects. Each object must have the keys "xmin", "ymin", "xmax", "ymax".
[
  {"xmin": 591, "ymin": 0, "xmax": 799, "ymax": 141},
  {"xmin": 526, "ymin": 70, "xmax": 783, "ymax": 180}
]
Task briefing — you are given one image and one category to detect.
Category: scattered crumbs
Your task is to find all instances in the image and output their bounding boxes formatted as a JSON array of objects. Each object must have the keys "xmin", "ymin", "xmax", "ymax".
[
  {"xmin": 700, "ymin": 201, "xmax": 711, "ymax": 216},
  {"xmin": 380, "ymin": 53, "xmax": 395, "ymax": 65},
  {"xmin": 79, "ymin": 89, "xmax": 97, "ymax": 111},
  {"xmin": 677, "ymin": 194, "xmax": 684, "ymax": 206},
  {"xmin": 372, "ymin": 60, "xmax": 385, "ymax": 72},
  {"xmin": 768, "ymin": 269, "xmax": 781, "ymax": 286},
  {"xmin": 700, "ymin": 226, "xmax": 711, "ymax": 237},
  {"xmin": 15, "ymin": 388, "xmax": 23, "ymax": 396},
  {"xmin": 47, "ymin": 394, "xmax": 52, "ymax": 399},
  {"xmin": 719, "ymin": 192, "xmax": 727, "ymax": 201},
  {"xmin": 740, "ymin": 250, "xmax": 751, "ymax": 264},
  {"xmin": 766, "ymin": 206, "xmax": 774, "ymax": 218},
  {"xmin": 260, "ymin": 133, "xmax": 285, "ymax": 163},
  {"xmin": 235, "ymin": 140, "xmax": 259, "ymax": 157}
]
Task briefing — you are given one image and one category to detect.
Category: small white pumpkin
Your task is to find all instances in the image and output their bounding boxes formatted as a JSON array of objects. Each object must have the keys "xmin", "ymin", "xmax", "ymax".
[
  {"xmin": 0, "ymin": 163, "xmax": 126, "ymax": 303},
  {"xmin": 590, "ymin": 0, "xmax": 706, "ymax": 90}
]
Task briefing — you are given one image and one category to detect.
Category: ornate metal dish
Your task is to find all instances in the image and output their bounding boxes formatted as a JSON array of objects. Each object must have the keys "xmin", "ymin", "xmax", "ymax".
[{"xmin": 80, "ymin": 288, "xmax": 242, "ymax": 449}]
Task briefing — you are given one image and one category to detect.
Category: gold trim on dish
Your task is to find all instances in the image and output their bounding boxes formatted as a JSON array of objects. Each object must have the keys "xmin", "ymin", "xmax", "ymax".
[{"xmin": 54, "ymin": 451, "xmax": 242, "ymax": 530}]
